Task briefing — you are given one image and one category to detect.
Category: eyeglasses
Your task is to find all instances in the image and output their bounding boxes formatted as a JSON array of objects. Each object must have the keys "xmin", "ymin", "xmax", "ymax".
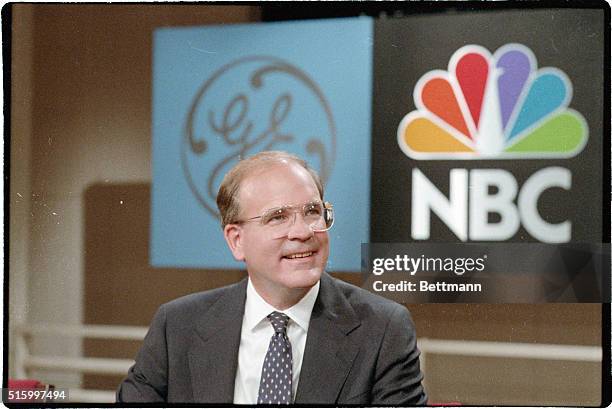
[{"xmin": 234, "ymin": 201, "xmax": 334, "ymax": 238}]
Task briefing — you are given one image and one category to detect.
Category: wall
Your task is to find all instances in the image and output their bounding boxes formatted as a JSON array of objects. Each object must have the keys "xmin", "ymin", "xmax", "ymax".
[{"xmin": 9, "ymin": 3, "xmax": 34, "ymax": 379}]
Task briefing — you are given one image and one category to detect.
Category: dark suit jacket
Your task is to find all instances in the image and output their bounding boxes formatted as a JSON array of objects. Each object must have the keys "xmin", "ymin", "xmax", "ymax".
[{"xmin": 117, "ymin": 273, "xmax": 427, "ymax": 405}]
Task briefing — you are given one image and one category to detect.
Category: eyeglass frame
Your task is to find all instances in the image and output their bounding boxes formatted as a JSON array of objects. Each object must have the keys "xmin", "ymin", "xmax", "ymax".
[{"xmin": 232, "ymin": 200, "xmax": 334, "ymax": 234}]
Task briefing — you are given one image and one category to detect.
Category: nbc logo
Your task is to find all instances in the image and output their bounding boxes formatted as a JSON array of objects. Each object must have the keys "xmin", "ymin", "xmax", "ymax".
[
  {"xmin": 397, "ymin": 44, "xmax": 588, "ymax": 159},
  {"xmin": 397, "ymin": 44, "xmax": 589, "ymax": 243}
]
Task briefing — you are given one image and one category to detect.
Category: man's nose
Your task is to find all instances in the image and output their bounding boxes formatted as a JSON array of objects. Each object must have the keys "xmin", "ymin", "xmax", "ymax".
[{"xmin": 286, "ymin": 212, "xmax": 314, "ymax": 240}]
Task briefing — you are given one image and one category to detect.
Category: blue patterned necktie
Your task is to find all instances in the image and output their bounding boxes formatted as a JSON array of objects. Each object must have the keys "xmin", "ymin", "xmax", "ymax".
[{"xmin": 257, "ymin": 311, "xmax": 293, "ymax": 404}]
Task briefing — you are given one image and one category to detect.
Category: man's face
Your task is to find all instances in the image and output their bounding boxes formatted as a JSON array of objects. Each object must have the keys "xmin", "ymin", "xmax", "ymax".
[{"xmin": 224, "ymin": 162, "xmax": 329, "ymax": 302}]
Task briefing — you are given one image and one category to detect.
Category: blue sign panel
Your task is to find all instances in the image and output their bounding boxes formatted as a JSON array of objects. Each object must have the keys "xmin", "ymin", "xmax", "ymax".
[{"xmin": 151, "ymin": 18, "xmax": 372, "ymax": 271}]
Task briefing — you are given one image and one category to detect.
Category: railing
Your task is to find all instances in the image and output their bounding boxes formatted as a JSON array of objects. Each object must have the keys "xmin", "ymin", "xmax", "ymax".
[
  {"xmin": 418, "ymin": 337, "xmax": 602, "ymax": 363},
  {"xmin": 418, "ymin": 337, "xmax": 602, "ymax": 386},
  {"xmin": 13, "ymin": 324, "xmax": 147, "ymax": 403},
  {"xmin": 13, "ymin": 325, "xmax": 603, "ymax": 403}
]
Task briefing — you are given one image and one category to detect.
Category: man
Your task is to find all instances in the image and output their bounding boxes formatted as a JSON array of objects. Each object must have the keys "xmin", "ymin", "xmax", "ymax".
[{"xmin": 117, "ymin": 151, "xmax": 427, "ymax": 405}]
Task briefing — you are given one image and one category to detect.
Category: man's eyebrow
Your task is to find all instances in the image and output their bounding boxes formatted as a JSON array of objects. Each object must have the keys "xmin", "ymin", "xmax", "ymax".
[
  {"xmin": 262, "ymin": 204, "xmax": 290, "ymax": 213},
  {"xmin": 264, "ymin": 200, "xmax": 321, "ymax": 212}
]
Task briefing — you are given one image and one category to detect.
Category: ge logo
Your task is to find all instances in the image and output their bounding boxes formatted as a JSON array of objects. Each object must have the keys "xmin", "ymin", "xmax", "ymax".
[{"xmin": 182, "ymin": 56, "xmax": 336, "ymax": 218}]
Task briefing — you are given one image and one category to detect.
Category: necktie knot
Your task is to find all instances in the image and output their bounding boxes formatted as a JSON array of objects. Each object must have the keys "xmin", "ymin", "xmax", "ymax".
[{"xmin": 267, "ymin": 311, "xmax": 289, "ymax": 334}]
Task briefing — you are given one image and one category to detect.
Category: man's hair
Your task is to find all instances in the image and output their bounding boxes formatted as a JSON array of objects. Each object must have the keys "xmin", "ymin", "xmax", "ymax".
[{"xmin": 216, "ymin": 151, "xmax": 324, "ymax": 228}]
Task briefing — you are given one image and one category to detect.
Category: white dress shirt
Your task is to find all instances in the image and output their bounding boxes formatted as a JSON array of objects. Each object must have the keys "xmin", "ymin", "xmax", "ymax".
[{"xmin": 233, "ymin": 279, "xmax": 320, "ymax": 404}]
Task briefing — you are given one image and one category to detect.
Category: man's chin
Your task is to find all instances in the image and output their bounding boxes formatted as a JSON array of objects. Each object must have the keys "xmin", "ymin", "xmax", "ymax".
[{"xmin": 283, "ymin": 267, "xmax": 323, "ymax": 289}]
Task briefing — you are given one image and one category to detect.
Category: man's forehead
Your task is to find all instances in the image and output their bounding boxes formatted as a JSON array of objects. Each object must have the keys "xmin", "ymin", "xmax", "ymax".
[
  {"xmin": 238, "ymin": 162, "xmax": 319, "ymax": 209},
  {"xmin": 242, "ymin": 161, "xmax": 315, "ymax": 187}
]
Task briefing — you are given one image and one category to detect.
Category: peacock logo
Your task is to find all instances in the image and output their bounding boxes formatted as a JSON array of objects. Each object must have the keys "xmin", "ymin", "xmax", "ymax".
[{"xmin": 398, "ymin": 44, "xmax": 588, "ymax": 160}]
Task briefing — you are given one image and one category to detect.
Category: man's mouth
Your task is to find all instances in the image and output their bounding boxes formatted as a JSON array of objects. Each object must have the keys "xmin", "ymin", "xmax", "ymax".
[{"xmin": 284, "ymin": 251, "xmax": 314, "ymax": 260}]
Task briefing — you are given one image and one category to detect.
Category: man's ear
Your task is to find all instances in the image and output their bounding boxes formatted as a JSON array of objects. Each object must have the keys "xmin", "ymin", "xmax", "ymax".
[{"xmin": 223, "ymin": 223, "xmax": 245, "ymax": 261}]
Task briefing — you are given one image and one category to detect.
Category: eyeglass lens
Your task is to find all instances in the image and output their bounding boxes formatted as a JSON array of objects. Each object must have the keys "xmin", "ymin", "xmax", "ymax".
[{"xmin": 260, "ymin": 202, "xmax": 332, "ymax": 234}]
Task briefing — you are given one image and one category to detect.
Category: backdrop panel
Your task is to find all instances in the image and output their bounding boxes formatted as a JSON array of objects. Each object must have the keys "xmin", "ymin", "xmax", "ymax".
[
  {"xmin": 152, "ymin": 18, "xmax": 373, "ymax": 270},
  {"xmin": 371, "ymin": 9, "xmax": 603, "ymax": 244}
]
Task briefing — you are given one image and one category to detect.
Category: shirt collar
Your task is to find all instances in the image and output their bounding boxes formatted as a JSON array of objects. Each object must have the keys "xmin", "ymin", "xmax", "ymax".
[{"xmin": 244, "ymin": 278, "xmax": 320, "ymax": 332}]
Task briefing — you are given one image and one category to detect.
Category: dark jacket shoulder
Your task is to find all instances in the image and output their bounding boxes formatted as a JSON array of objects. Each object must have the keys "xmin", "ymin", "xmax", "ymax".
[
  {"xmin": 161, "ymin": 280, "xmax": 244, "ymax": 312},
  {"xmin": 155, "ymin": 279, "xmax": 247, "ymax": 332},
  {"xmin": 325, "ymin": 273, "xmax": 410, "ymax": 318}
]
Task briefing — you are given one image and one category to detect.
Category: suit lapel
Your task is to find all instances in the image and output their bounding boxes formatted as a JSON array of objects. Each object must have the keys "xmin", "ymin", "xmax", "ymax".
[
  {"xmin": 295, "ymin": 274, "xmax": 361, "ymax": 404},
  {"xmin": 188, "ymin": 279, "xmax": 247, "ymax": 403}
]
